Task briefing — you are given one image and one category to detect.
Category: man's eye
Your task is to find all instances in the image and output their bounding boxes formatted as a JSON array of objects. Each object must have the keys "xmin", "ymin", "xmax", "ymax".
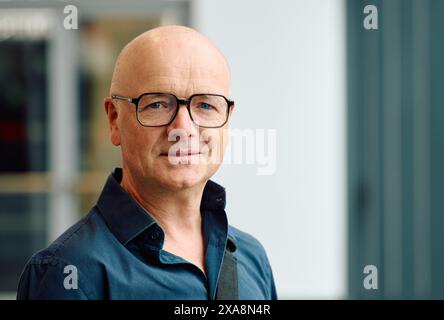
[
  {"xmin": 141, "ymin": 102, "xmax": 165, "ymax": 110},
  {"xmin": 199, "ymin": 102, "xmax": 214, "ymax": 110},
  {"xmin": 150, "ymin": 102, "xmax": 164, "ymax": 109}
]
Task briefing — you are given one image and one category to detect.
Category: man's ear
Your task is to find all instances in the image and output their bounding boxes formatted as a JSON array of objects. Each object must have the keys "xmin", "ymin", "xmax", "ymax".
[
  {"xmin": 228, "ymin": 102, "xmax": 235, "ymax": 117},
  {"xmin": 104, "ymin": 97, "xmax": 121, "ymax": 146}
]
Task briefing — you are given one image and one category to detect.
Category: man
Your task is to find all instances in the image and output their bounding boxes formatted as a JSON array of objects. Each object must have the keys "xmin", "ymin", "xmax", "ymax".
[{"xmin": 17, "ymin": 25, "xmax": 277, "ymax": 300}]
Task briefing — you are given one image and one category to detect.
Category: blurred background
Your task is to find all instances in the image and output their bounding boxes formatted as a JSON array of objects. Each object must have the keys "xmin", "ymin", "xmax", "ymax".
[{"xmin": 0, "ymin": 0, "xmax": 443, "ymax": 299}]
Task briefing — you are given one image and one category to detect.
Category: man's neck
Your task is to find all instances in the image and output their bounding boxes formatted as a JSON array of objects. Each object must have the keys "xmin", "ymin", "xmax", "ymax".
[
  {"xmin": 119, "ymin": 171, "xmax": 206, "ymax": 238},
  {"xmin": 119, "ymin": 169, "xmax": 209, "ymax": 275}
]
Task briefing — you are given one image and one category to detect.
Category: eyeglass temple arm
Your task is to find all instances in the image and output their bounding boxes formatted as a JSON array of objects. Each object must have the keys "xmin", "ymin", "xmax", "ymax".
[{"xmin": 111, "ymin": 95, "xmax": 137, "ymax": 104}]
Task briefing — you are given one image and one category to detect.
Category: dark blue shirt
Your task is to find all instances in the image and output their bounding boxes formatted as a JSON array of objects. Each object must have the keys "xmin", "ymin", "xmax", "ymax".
[{"xmin": 17, "ymin": 168, "xmax": 277, "ymax": 300}]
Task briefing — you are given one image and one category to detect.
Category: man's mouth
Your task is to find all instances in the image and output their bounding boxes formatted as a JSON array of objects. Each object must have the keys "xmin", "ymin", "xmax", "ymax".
[{"xmin": 160, "ymin": 150, "xmax": 202, "ymax": 157}]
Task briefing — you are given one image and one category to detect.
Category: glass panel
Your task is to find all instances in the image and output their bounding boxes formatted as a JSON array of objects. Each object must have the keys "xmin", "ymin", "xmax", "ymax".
[
  {"xmin": 0, "ymin": 39, "xmax": 49, "ymax": 292},
  {"xmin": 0, "ymin": 40, "xmax": 48, "ymax": 172},
  {"xmin": 0, "ymin": 193, "xmax": 48, "ymax": 292}
]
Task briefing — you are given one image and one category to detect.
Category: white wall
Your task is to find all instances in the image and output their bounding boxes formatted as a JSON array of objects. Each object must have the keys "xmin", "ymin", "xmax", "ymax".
[{"xmin": 192, "ymin": 0, "xmax": 346, "ymax": 299}]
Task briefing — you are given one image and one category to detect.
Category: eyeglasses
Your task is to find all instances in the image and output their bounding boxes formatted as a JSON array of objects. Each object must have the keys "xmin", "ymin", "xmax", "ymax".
[{"xmin": 111, "ymin": 92, "xmax": 234, "ymax": 128}]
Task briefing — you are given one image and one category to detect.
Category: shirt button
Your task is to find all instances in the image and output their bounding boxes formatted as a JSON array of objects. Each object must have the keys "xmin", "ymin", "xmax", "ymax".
[{"xmin": 151, "ymin": 231, "xmax": 159, "ymax": 240}]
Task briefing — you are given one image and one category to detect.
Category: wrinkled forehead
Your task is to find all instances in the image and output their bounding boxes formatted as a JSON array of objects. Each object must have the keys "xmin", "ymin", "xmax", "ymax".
[{"xmin": 112, "ymin": 34, "xmax": 230, "ymax": 98}]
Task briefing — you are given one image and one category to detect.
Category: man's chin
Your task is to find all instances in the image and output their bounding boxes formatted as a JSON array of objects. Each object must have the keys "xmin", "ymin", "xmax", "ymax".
[
  {"xmin": 152, "ymin": 163, "xmax": 207, "ymax": 189},
  {"xmin": 157, "ymin": 173, "xmax": 206, "ymax": 190}
]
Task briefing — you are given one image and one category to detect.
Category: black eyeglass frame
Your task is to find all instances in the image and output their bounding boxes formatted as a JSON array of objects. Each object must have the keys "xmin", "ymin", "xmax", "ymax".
[{"xmin": 111, "ymin": 92, "xmax": 234, "ymax": 128}]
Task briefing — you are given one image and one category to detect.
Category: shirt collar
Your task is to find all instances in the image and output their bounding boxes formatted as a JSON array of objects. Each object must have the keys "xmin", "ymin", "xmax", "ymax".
[
  {"xmin": 97, "ymin": 168, "xmax": 236, "ymax": 251},
  {"xmin": 97, "ymin": 168, "xmax": 156, "ymax": 246}
]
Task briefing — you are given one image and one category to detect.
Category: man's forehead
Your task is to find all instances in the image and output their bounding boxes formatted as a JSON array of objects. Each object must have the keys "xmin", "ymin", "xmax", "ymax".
[
  {"xmin": 136, "ymin": 56, "xmax": 226, "ymax": 78},
  {"xmin": 129, "ymin": 77, "xmax": 229, "ymax": 98},
  {"xmin": 116, "ymin": 52, "xmax": 229, "ymax": 97}
]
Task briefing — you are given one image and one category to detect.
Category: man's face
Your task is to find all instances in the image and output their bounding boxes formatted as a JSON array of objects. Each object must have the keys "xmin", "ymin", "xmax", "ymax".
[{"xmin": 105, "ymin": 29, "xmax": 233, "ymax": 191}]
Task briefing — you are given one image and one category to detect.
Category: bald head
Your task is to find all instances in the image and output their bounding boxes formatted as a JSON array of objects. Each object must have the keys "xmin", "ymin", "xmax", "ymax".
[{"xmin": 110, "ymin": 25, "xmax": 231, "ymax": 98}]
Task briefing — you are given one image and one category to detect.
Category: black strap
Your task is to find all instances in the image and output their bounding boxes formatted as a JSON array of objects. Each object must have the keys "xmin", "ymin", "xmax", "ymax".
[{"xmin": 215, "ymin": 236, "xmax": 238, "ymax": 300}]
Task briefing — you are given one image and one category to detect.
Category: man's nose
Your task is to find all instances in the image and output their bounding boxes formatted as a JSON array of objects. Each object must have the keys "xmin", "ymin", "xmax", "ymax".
[{"xmin": 166, "ymin": 105, "xmax": 198, "ymax": 138}]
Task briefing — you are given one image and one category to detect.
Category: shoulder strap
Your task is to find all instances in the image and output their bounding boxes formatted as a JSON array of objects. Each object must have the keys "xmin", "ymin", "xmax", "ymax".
[{"xmin": 215, "ymin": 236, "xmax": 238, "ymax": 300}]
